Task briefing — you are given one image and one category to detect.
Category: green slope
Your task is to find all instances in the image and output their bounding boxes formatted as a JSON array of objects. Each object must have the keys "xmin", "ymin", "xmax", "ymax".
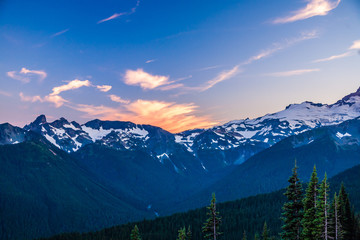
[
  {"xmin": 0, "ymin": 140, "xmax": 152, "ymax": 240},
  {"xmin": 39, "ymin": 164, "xmax": 360, "ymax": 240}
]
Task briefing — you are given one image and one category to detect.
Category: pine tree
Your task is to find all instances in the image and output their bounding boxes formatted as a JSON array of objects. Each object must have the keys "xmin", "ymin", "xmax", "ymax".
[
  {"xmin": 130, "ymin": 225, "xmax": 142, "ymax": 240},
  {"xmin": 254, "ymin": 233, "xmax": 260, "ymax": 240},
  {"xmin": 301, "ymin": 165, "xmax": 319, "ymax": 240},
  {"xmin": 186, "ymin": 226, "xmax": 192, "ymax": 240},
  {"xmin": 202, "ymin": 193, "xmax": 222, "ymax": 240},
  {"xmin": 316, "ymin": 173, "xmax": 330, "ymax": 240},
  {"xmin": 329, "ymin": 193, "xmax": 342, "ymax": 240},
  {"xmin": 177, "ymin": 227, "xmax": 187, "ymax": 240},
  {"xmin": 242, "ymin": 230, "xmax": 247, "ymax": 240},
  {"xmin": 262, "ymin": 222, "xmax": 268, "ymax": 240},
  {"xmin": 338, "ymin": 184, "xmax": 354, "ymax": 239},
  {"xmin": 280, "ymin": 161, "xmax": 303, "ymax": 240}
]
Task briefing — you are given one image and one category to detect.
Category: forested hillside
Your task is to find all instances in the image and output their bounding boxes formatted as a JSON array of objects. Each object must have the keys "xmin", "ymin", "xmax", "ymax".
[{"xmin": 39, "ymin": 164, "xmax": 360, "ymax": 240}]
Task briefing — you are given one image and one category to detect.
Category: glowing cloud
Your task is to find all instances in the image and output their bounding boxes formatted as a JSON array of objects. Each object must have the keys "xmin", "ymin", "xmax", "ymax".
[
  {"xmin": 313, "ymin": 51, "xmax": 353, "ymax": 63},
  {"xmin": 71, "ymin": 100, "xmax": 217, "ymax": 133},
  {"xmin": 265, "ymin": 68, "xmax": 320, "ymax": 77},
  {"xmin": 109, "ymin": 94, "xmax": 130, "ymax": 104},
  {"xmin": 97, "ymin": 85, "xmax": 112, "ymax": 92},
  {"xmin": 124, "ymin": 69, "xmax": 171, "ymax": 89},
  {"xmin": 7, "ymin": 67, "xmax": 47, "ymax": 83},
  {"xmin": 273, "ymin": 0, "xmax": 341, "ymax": 24},
  {"xmin": 98, "ymin": 0, "xmax": 140, "ymax": 24},
  {"xmin": 350, "ymin": 40, "xmax": 360, "ymax": 50}
]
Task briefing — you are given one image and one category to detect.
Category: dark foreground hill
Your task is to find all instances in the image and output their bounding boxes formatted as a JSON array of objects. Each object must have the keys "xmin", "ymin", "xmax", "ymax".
[
  {"xmin": 0, "ymin": 139, "xmax": 153, "ymax": 240},
  {"xmin": 39, "ymin": 164, "xmax": 360, "ymax": 240}
]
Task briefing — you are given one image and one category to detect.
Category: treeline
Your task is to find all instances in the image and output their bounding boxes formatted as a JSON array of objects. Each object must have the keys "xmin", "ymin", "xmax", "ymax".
[{"xmin": 39, "ymin": 164, "xmax": 360, "ymax": 240}]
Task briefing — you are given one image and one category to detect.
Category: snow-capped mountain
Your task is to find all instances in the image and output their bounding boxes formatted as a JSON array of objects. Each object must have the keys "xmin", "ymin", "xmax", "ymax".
[
  {"xmin": 175, "ymin": 87, "xmax": 360, "ymax": 164},
  {"xmin": 4, "ymin": 87, "xmax": 360, "ymax": 171}
]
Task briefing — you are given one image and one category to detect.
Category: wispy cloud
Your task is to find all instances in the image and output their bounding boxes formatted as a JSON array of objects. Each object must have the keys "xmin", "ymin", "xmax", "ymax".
[
  {"xmin": 96, "ymin": 85, "xmax": 112, "ymax": 92},
  {"xmin": 98, "ymin": 0, "xmax": 140, "ymax": 24},
  {"xmin": 19, "ymin": 92, "xmax": 44, "ymax": 103},
  {"xmin": 243, "ymin": 30, "xmax": 319, "ymax": 65},
  {"xmin": 350, "ymin": 40, "xmax": 360, "ymax": 50},
  {"xmin": 201, "ymin": 65, "xmax": 241, "ymax": 91},
  {"xmin": 51, "ymin": 29, "xmax": 69, "ymax": 38},
  {"xmin": 7, "ymin": 67, "xmax": 47, "ymax": 83},
  {"xmin": 195, "ymin": 65, "xmax": 222, "ymax": 72},
  {"xmin": 145, "ymin": 59, "xmax": 157, "ymax": 64},
  {"xmin": 19, "ymin": 79, "xmax": 105, "ymax": 108},
  {"xmin": 197, "ymin": 31, "xmax": 318, "ymax": 91},
  {"xmin": 71, "ymin": 99, "xmax": 217, "ymax": 133},
  {"xmin": 109, "ymin": 94, "xmax": 130, "ymax": 104},
  {"xmin": 272, "ymin": 0, "xmax": 341, "ymax": 24},
  {"xmin": 313, "ymin": 51, "xmax": 353, "ymax": 63},
  {"xmin": 0, "ymin": 90, "xmax": 12, "ymax": 97},
  {"xmin": 265, "ymin": 68, "xmax": 320, "ymax": 77},
  {"xmin": 124, "ymin": 68, "xmax": 172, "ymax": 90}
]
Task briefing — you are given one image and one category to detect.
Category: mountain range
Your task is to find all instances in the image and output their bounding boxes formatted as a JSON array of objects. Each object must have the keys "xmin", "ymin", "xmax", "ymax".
[{"xmin": 1, "ymin": 87, "xmax": 360, "ymax": 239}]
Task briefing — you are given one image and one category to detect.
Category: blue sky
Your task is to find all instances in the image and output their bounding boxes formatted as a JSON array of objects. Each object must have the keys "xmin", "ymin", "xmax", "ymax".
[{"xmin": 1, "ymin": 0, "xmax": 360, "ymax": 132}]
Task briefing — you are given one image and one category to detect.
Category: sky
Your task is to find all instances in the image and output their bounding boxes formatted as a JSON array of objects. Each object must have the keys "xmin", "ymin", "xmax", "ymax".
[{"xmin": 0, "ymin": 0, "xmax": 360, "ymax": 133}]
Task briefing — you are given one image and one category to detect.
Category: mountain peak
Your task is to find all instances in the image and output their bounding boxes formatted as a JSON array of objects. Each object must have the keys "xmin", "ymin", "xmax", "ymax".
[{"xmin": 33, "ymin": 115, "xmax": 47, "ymax": 125}]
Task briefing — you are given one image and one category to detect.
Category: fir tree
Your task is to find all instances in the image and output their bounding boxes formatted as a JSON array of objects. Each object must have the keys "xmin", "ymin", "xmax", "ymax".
[
  {"xmin": 301, "ymin": 165, "xmax": 319, "ymax": 240},
  {"xmin": 254, "ymin": 233, "xmax": 260, "ymax": 240},
  {"xmin": 262, "ymin": 222, "xmax": 268, "ymax": 240},
  {"xmin": 242, "ymin": 230, "xmax": 247, "ymax": 240},
  {"xmin": 329, "ymin": 193, "xmax": 342, "ymax": 240},
  {"xmin": 316, "ymin": 173, "xmax": 330, "ymax": 240},
  {"xmin": 186, "ymin": 226, "xmax": 192, "ymax": 240},
  {"xmin": 280, "ymin": 161, "xmax": 303, "ymax": 240},
  {"xmin": 202, "ymin": 193, "xmax": 222, "ymax": 240},
  {"xmin": 177, "ymin": 227, "xmax": 187, "ymax": 240},
  {"xmin": 338, "ymin": 184, "xmax": 354, "ymax": 239},
  {"xmin": 130, "ymin": 225, "xmax": 142, "ymax": 240}
]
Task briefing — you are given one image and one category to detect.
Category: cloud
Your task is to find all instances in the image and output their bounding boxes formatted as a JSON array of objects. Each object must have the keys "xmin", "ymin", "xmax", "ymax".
[
  {"xmin": 109, "ymin": 94, "xmax": 130, "ymax": 104},
  {"xmin": 201, "ymin": 65, "xmax": 240, "ymax": 91},
  {"xmin": 51, "ymin": 29, "xmax": 69, "ymax": 38},
  {"xmin": 243, "ymin": 31, "xmax": 319, "ymax": 65},
  {"xmin": 71, "ymin": 99, "xmax": 217, "ymax": 133},
  {"xmin": 51, "ymin": 79, "xmax": 91, "ymax": 96},
  {"xmin": 124, "ymin": 68, "xmax": 171, "ymax": 89},
  {"xmin": 19, "ymin": 79, "xmax": 91, "ymax": 108},
  {"xmin": 273, "ymin": 0, "xmax": 341, "ymax": 24},
  {"xmin": 7, "ymin": 67, "xmax": 47, "ymax": 83},
  {"xmin": 313, "ymin": 51, "xmax": 353, "ymax": 63},
  {"xmin": 97, "ymin": 85, "xmax": 112, "ymax": 92},
  {"xmin": 0, "ymin": 90, "xmax": 11, "ymax": 97},
  {"xmin": 145, "ymin": 59, "xmax": 156, "ymax": 64},
  {"xmin": 98, "ymin": 0, "xmax": 140, "ymax": 24},
  {"xmin": 265, "ymin": 68, "xmax": 320, "ymax": 77},
  {"xmin": 350, "ymin": 40, "xmax": 360, "ymax": 50},
  {"xmin": 19, "ymin": 92, "xmax": 43, "ymax": 103}
]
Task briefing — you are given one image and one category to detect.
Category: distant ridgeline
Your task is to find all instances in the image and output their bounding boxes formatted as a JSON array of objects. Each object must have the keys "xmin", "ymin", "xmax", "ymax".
[{"xmin": 39, "ymin": 164, "xmax": 360, "ymax": 240}]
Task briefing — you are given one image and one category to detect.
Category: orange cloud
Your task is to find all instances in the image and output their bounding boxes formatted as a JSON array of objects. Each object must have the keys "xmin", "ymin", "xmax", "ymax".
[{"xmin": 71, "ymin": 100, "xmax": 217, "ymax": 133}]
